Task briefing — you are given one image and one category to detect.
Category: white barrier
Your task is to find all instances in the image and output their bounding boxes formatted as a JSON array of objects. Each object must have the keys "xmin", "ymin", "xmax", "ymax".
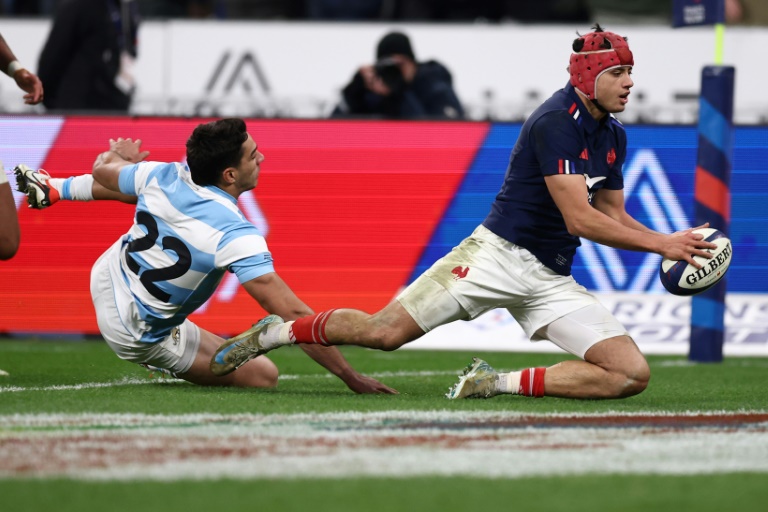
[{"xmin": 1, "ymin": 20, "xmax": 767, "ymax": 123}]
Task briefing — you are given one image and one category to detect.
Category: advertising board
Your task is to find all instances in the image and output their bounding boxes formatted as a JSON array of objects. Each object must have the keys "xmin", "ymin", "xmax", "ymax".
[{"xmin": 1, "ymin": 117, "xmax": 765, "ymax": 354}]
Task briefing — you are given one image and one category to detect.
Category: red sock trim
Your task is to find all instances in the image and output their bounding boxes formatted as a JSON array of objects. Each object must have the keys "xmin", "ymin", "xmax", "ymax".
[
  {"xmin": 289, "ymin": 310, "xmax": 337, "ymax": 346},
  {"xmin": 290, "ymin": 315, "xmax": 321, "ymax": 345},
  {"xmin": 519, "ymin": 367, "xmax": 546, "ymax": 398},
  {"xmin": 532, "ymin": 367, "xmax": 546, "ymax": 397}
]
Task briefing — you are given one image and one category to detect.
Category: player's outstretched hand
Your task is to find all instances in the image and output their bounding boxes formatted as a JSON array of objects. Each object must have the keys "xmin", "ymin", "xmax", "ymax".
[
  {"xmin": 345, "ymin": 373, "xmax": 399, "ymax": 394},
  {"xmin": 662, "ymin": 222, "xmax": 718, "ymax": 268},
  {"xmin": 109, "ymin": 137, "xmax": 150, "ymax": 163},
  {"xmin": 14, "ymin": 69, "xmax": 43, "ymax": 105}
]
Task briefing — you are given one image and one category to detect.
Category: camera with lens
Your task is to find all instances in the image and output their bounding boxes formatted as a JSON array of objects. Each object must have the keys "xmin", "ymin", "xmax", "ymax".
[{"xmin": 374, "ymin": 57, "xmax": 405, "ymax": 92}]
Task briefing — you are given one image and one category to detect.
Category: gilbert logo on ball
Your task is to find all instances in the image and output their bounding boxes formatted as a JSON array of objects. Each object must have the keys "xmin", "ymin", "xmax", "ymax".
[{"xmin": 659, "ymin": 228, "xmax": 732, "ymax": 296}]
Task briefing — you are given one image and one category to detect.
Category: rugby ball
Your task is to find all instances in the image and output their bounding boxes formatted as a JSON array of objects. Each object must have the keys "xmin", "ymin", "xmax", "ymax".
[{"xmin": 659, "ymin": 228, "xmax": 732, "ymax": 296}]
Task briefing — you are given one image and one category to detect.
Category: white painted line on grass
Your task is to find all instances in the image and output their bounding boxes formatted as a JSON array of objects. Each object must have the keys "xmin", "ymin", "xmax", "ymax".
[
  {"xmin": 0, "ymin": 376, "xmax": 183, "ymax": 393},
  {"xmin": 0, "ymin": 371, "xmax": 456, "ymax": 393},
  {"xmin": 1, "ymin": 411, "xmax": 766, "ymax": 481}
]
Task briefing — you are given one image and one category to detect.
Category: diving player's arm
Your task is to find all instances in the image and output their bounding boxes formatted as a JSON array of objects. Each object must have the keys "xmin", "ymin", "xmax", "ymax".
[
  {"xmin": 241, "ymin": 273, "xmax": 398, "ymax": 395},
  {"xmin": 92, "ymin": 137, "xmax": 150, "ymax": 193},
  {"xmin": 545, "ymin": 173, "xmax": 714, "ymax": 266},
  {"xmin": 241, "ymin": 272, "xmax": 314, "ymax": 321}
]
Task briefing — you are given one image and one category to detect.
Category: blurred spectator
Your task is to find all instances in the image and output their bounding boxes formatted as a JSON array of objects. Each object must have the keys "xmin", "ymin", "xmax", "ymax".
[
  {"xmin": 136, "ymin": 0, "xmax": 225, "ymax": 18},
  {"xmin": 0, "ymin": 0, "xmax": 54, "ymax": 15},
  {"xmin": 503, "ymin": 0, "xmax": 591, "ymax": 23},
  {"xmin": 726, "ymin": 0, "xmax": 768, "ymax": 25},
  {"xmin": 393, "ymin": 0, "xmax": 590, "ymax": 23},
  {"xmin": 306, "ymin": 0, "xmax": 390, "ymax": 20},
  {"xmin": 587, "ymin": 0, "xmax": 671, "ymax": 24},
  {"xmin": 332, "ymin": 31, "xmax": 464, "ymax": 119},
  {"xmin": 187, "ymin": 0, "xmax": 222, "ymax": 18},
  {"xmin": 221, "ymin": 0, "xmax": 303, "ymax": 18},
  {"xmin": 37, "ymin": 0, "xmax": 140, "ymax": 112},
  {"xmin": 393, "ymin": 0, "xmax": 492, "ymax": 21}
]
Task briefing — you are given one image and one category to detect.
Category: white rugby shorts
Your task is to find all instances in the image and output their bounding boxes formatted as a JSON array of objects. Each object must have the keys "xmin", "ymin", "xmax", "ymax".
[
  {"xmin": 90, "ymin": 240, "xmax": 201, "ymax": 374},
  {"xmin": 397, "ymin": 225, "xmax": 628, "ymax": 358}
]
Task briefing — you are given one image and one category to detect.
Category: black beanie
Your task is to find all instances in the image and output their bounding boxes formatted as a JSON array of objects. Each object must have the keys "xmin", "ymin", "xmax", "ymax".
[{"xmin": 376, "ymin": 32, "xmax": 415, "ymax": 60}]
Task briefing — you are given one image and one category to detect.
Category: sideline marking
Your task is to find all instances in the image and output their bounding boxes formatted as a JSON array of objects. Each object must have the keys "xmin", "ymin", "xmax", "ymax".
[
  {"xmin": 0, "ymin": 371, "xmax": 455, "ymax": 393},
  {"xmin": 0, "ymin": 376, "xmax": 182, "ymax": 394}
]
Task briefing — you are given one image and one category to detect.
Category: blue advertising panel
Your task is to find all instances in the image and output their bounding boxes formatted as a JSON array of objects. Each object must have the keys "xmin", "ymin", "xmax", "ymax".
[
  {"xmin": 412, "ymin": 124, "xmax": 768, "ymax": 295},
  {"xmin": 672, "ymin": 0, "xmax": 725, "ymax": 27}
]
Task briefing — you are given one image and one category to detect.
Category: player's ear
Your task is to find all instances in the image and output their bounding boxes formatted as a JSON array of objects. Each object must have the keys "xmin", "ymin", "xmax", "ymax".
[{"xmin": 222, "ymin": 167, "xmax": 237, "ymax": 185}]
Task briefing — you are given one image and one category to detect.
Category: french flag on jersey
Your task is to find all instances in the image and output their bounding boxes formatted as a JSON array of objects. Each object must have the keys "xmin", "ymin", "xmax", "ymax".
[
  {"xmin": 568, "ymin": 102, "xmax": 581, "ymax": 120},
  {"xmin": 557, "ymin": 149, "xmax": 587, "ymax": 174},
  {"xmin": 557, "ymin": 159, "xmax": 577, "ymax": 174},
  {"xmin": 557, "ymin": 102, "xmax": 584, "ymax": 174}
]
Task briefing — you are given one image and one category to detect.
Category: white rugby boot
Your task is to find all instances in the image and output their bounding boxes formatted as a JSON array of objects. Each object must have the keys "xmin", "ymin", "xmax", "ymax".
[
  {"xmin": 446, "ymin": 357, "xmax": 500, "ymax": 399},
  {"xmin": 210, "ymin": 314, "xmax": 285, "ymax": 376}
]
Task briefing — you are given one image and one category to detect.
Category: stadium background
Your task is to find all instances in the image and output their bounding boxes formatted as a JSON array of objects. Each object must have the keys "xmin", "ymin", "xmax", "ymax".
[
  {"xmin": 1, "ymin": 117, "xmax": 766, "ymax": 355},
  {"xmin": 0, "ymin": 16, "xmax": 766, "ymax": 355},
  {"xmin": 2, "ymin": 6, "xmax": 767, "ymax": 507}
]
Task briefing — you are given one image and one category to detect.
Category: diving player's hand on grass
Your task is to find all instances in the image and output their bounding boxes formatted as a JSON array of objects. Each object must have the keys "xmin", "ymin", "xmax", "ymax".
[{"xmin": 344, "ymin": 373, "xmax": 398, "ymax": 394}]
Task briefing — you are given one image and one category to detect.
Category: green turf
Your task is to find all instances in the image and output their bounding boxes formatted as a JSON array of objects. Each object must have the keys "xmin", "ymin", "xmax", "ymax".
[
  {"xmin": 1, "ymin": 338, "xmax": 767, "ymax": 415},
  {"xmin": 3, "ymin": 475, "xmax": 768, "ymax": 512},
  {"xmin": 2, "ymin": 338, "xmax": 768, "ymax": 512}
]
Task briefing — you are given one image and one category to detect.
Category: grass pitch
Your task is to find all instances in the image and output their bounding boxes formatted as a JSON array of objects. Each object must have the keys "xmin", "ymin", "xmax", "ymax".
[{"xmin": 1, "ymin": 338, "xmax": 767, "ymax": 512}]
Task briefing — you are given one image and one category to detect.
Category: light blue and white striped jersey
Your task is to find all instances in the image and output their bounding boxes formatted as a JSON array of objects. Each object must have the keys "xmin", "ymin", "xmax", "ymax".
[{"xmin": 108, "ymin": 161, "xmax": 274, "ymax": 343}]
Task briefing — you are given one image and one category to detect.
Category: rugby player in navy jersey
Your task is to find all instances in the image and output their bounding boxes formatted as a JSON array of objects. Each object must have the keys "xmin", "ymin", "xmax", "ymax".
[
  {"xmin": 16, "ymin": 118, "xmax": 396, "ymax": 393},
  {"xmin": 215, "ymin": 25, "xmax": 716, "ymax": 400}
]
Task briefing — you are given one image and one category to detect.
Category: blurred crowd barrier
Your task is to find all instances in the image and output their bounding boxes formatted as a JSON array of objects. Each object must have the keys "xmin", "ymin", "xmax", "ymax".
[{"xmin": 0, "ymin": 19, "xmax": 766, "ymax": 124}]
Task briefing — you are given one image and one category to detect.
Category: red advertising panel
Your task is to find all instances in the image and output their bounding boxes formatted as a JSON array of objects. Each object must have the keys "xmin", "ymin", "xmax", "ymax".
[{"xmin": 1, "ymin": 117, "xmax": 488, "ymax": 335}]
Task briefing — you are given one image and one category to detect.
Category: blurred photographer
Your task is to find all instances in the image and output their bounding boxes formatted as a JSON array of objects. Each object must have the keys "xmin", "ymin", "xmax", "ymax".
[
  {"xmin": 332, "ymin": 31, "xmax": 464, "ymax": 119},
  {"xmin": 38, "ymin": 0, "xmax": 140, "ymax": 112}
]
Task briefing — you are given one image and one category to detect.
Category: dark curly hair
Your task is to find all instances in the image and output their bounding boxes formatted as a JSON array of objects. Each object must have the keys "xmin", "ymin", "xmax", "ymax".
[{"xmin": 186, "ymin": 118, "xmax": 248, "ymax": 187}]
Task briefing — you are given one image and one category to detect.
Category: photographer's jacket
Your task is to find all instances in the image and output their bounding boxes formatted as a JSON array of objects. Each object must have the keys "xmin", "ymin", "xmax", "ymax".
[
  {"xmin": 38, "ymin": 0, "xmax": 139, "ymax": 112},
  {"xmin": 333, "ymin": 60, "xmax": 464, "ymax": 120}
]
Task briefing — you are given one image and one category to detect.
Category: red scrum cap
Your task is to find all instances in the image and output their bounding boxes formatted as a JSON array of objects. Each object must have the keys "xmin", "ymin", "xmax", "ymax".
[{"xmin": 569, "ymin": 26, "xmax": 633, "ymax": 100}]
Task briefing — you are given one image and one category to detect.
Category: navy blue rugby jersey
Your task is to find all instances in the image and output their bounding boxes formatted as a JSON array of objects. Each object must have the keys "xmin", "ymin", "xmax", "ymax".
[{"xmin": 482, "ymin": 82, "xmax": 627, "ymax": 276}]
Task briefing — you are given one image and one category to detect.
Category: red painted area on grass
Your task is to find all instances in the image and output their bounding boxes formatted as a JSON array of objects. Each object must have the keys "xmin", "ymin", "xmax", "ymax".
[{"xmin": 2, "ymin": 412, "xmax": 766, "ymax": 478}]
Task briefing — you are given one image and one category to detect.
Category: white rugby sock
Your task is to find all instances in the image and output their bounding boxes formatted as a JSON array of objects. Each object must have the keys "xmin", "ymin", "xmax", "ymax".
[
  {"xmin": 497, "ymin": 371, "xmax": 522, "ymax": 395},
  {"xmin": 50, "ymin": 174, "xmax": 95, "ymax": 201},
  {"xmin": 47, "ymin": 178, "xmax": 64, "ymax": 194},
  {"xmin": 259, "ymin": 321, "xmax": 295, "ymax": 350},
  {"xmin": 279, "ymin": 322, "xmax": 294, "ymax": 344}
]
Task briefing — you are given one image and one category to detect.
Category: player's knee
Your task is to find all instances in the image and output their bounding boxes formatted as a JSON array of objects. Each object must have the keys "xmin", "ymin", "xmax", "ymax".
[
  {"xmin": 357, "ymin": 316, "xmax": 411, "ymax": 351},
  {"xmin": 620, "ymin": 374, "xmax": 649, "ymax": 397},
  {"xmin": 254, "ymin": 369, "xmax": 279, "ymax": 388},
  {"xmin": 369, "ymin": 329, "xmax": 407, "ymax": 351},
  {"xmin": 256, "ymin": 363, "xmax": 279, "ymax": 388},
  {"xmin": 365, "ymin": 309, "xmax": 425, "ymax": 351},
  {"xmin": 239, "ymin": 358, "xmax": 279, "ymax": 388},
  {"xmin": 587, "ymin": 336, "xmax": 650, "ymax": 398},
  {"xmin": 614, "ymin": 359, "xmax": 651, "ymax": 398}
]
